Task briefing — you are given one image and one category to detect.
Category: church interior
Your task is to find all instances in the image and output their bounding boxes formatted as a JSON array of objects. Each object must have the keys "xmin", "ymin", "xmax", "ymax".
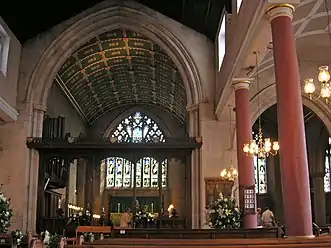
[{"xmin": 1, "ymin": 0, "xmax": 331, "ymax": 247}]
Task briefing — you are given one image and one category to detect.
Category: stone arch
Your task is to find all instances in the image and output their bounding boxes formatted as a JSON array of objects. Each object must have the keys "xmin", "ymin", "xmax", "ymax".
[
  {"xmin": 25, "ymin": 3, "xmax": 204, "ymax": 113},
  {"xmin": 250, "ymin": 83, "xmax": 331, "ymax": 134},
  {"xmin": 102, "ymin": 106, "xmax": 172, "ymax": 138}
]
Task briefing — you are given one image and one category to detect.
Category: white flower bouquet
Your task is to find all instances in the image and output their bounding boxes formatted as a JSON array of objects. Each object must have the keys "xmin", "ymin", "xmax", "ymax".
[
  {"xmin": 0, "ymin": 189, "xmax": 13, "ymax": 234},
  {"xmin": 11, "ymin": 230, "xmax": 24, "ymax": 245},
  {"xmin": 207, "ymin": 193, "xmax": 242, "ymax": 229}
]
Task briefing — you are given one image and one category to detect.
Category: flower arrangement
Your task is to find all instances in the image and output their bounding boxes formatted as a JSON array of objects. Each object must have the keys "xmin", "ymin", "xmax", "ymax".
[
  {"xmin": 42, "ymin": 231, "xmax": 60, "ymax": 248},
  {"xmin": 207, "ymin": 193, "xmax": 242, "ymax": 229},
  {"xmin": 0, "ymin": 186, "xmax": 13, "ymax": 234},
  {"xmin": 11, "ymin": 230, "xmax": 23, "ymax": 245},
  {"xmin": 134, "ymin": 200, "xmax": 155, "ymax": 224},
  {"xmin": 67, "ymin": 210, "xmax": 91, "ymax": 226}
]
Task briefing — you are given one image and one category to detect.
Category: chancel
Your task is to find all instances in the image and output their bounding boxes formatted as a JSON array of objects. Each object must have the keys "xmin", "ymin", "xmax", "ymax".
[{"xmin": 1, "ymin": 0, "xmax": 331, "ymax": 248}]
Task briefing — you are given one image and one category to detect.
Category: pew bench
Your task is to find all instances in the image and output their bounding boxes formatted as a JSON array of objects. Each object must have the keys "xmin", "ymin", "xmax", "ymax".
[
  {"xmin": 74, "ymin": 226, "xmax": 112, "ymax": 245},
  {"xmin": 111, "ymin": 227, "xmax": 281, "ymax": 239},
  {"xmin": 67, "ymin": 236, "xmax": 331, "ymax": 248}
]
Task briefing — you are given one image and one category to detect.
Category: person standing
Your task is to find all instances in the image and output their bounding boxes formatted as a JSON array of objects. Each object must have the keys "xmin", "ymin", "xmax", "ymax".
[
  {"xmin": 120, "ymin": 207, "xmax": 132, "ymax": 228},
  {"xmin": 261, "ymin": 206, "xmax": 275, "ymax": 228}
]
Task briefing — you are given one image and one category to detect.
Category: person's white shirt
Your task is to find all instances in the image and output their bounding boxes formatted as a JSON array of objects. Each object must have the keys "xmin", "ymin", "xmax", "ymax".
[{"xmin": 261, "ymin": 209, "xmax": 274, "ymax": 224}]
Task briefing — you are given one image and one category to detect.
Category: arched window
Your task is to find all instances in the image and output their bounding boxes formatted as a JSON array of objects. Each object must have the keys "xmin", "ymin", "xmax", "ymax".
[
  {"xmin": 111, "ymin": 112, "xmax": 165, "ymax": 143},
  {"xmin": 105, "ymin": 112, "xmax": 167, "ymax": 188},
  {"xmin": 254, "ymin": 156, "xmax": 267, "ymax": 194},
  {"xmin": 324, "ymin": 137, "xmax": 331, "ymax": 192}
]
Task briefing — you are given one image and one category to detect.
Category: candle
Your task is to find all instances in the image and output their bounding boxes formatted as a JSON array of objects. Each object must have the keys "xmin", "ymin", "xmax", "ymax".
[
  {"xmin": 117, "ymin": 203, "xmax": 120, "ymax": 213},
  {"xmin": 151, "ymin": 203, "xmax": 154, "ymax": 213}
]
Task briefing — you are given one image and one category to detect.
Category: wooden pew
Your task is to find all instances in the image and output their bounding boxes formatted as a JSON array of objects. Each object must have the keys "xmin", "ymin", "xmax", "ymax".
[
  {"xmin": 316, "ymin": 226, "xmax": 331, "ymax": 236},
  {"xmin": 111, "ymin": 227, "xmax": 281, "ymax": 239},
  {"xmin": 75, "ymin": 226, "xmax": 112, "ymax": 245},
  {"xmin": 67, "ymin": 236, "xmax": 331, "ymax": 248}
]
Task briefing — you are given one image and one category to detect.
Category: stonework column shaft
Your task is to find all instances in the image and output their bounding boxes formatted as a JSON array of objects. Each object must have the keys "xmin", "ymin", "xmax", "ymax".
[
  {"xmin": 76, "ymin": 159, "xmax": 87, "ymax": 208},
  {"xmin": 267, "ymin": 4, "xmax": 313, "ymax": 237},
  {"xmin": 233, "ymin": 81, "xmax": 257, "ymax": 228},
  {"xmin": 25, "ymin": 107, "xmax": 45, "ymax": 232},
  {"xmin": 188, "ymin": 106, "xmax": 200, "ymax": 228}
]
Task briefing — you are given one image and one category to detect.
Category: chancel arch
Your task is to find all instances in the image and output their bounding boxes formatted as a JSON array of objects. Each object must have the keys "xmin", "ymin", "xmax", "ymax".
[{"xmin": 23, "ymin": 2, "xmax": 205, "ymax": 115}]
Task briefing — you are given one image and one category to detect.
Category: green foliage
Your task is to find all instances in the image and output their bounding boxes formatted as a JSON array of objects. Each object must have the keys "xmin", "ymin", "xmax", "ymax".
[
  {"xmin": 48, "ymin": 233, "xmax": 60, "ymax": 248},
  {"xmin": 11, "ymin": 230, "xmax": 23, "ymax": 245},
  {"xmin": 67, "ymin": 210, "xmax": 91, "ymax": 227},
  {"xmin": 0, "ymin": 190, "xmax": 13, "ymax": 233},
  {"xmin": 207, "ymin": 193, "xmax": 242, "ymax": 229}
]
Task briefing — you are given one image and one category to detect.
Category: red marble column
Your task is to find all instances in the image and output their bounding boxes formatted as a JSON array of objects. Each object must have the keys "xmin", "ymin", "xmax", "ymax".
[
  {"xmin": 233, "ymin": 81, "xmax": 257, "ymax": 228},
  {"xmin": 267, "ymin": 4, "xmax": 313, "ymax": 237}
]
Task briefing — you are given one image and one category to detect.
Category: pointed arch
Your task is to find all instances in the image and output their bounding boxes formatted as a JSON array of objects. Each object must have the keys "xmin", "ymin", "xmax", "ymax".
[
  {"xmin": 103, "ymin": 110, "xmax": 168, "ymax": 188},
  {"xmin": 110, "ymin": 111, "xmax": 166, "ymax": 143},
  {"xmin": 23, "ymin": 2, "xmax": 205, "ymax": 113}
]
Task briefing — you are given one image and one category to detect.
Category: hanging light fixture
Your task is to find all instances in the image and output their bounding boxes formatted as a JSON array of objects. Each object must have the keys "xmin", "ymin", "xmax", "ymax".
[
  {"xmin": 304, "ymin": 66, "xmax": 331, "ymax": 102},
  {"xmin": 220, "ymin": 167, "xmax": 238, "ymax": 181},
  {"xmin": 220, "ymin": 105, "xmax": 238, "ymax": 181},
  {"xmin": 304, "ymin": 6, "xmax": 331, "ymax": 102},
  {"xmin": 242, "ymin": 51, "xmax": 280, "ymax": 158}
]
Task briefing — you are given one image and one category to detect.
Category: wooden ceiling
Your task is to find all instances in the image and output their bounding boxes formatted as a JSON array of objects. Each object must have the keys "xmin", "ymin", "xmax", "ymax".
[{"xmin": 56, "ymin": 29, "xmax": 187, "ymax": 124}]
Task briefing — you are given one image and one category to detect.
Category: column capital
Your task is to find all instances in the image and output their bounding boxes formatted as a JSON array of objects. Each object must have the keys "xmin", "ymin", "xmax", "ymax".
[
  {"xmin": 266, "ymin": 4, "xmax": 295, "ymax": 22},
  {"xmin": 232, "ymin": 80, "xmax": 251, "ymax": 91}
]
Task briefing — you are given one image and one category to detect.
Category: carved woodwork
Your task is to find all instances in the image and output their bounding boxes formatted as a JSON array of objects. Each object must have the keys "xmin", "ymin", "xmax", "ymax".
[{"xmin": 204, "ymin": 177, "xmax": 234, "ymax": 205}]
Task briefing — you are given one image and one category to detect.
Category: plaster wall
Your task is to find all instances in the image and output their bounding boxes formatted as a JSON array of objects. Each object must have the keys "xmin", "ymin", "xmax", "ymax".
[
  {"xmin": 0, "ymin": 17, "xmax": 21, "ymax": 122},
  {"xmin": 215, "ymin": 0, "xmax": 266, "ymax": 116},
  {"xmin": 46, "ymin": 83, "xmax": 87, "ymax": 136},
  {"xmin": 198, "ymin": 102, "xmax": 237, "ymax": 225},
  {"xmin": 0, "ymin": 110, "xmax": 31, "ymax": 230},
  {"xmin": 0, "ymin": 17, "xmax": 21, "ymax": 106}
]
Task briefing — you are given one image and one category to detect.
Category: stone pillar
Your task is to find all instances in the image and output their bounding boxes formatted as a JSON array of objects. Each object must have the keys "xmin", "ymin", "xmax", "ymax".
[
  {"xmin": 76, "ymin": 158, "xmax": 86, "ymax": 208},
  {"xmin": 26, "ymin": 107, "xmax": 45, "ymax": 232},
  {"xmin": 312, "ymin": 173, "xmax": 326, "ymax": 226},
  {"xmin": 188, "ymin": 105, "xmax": 201, "ymax": 228},
  {"xmin": 68, "ymin": 159, "xmax": 77, "ymax": 205},
  {"xmin": 266, "ymin": 4, "xmax": 313, "ymax": 237},
  {"xmin": 93, "ymin": 161, "xmax": 101, "ymax": 215},
  {"xmin": 232, "ymin": 81, "xmax": 257, "ymax": 228},
  {"xmin": 168, "ymin": 158, "xmax": 185, "ymax": 216}
]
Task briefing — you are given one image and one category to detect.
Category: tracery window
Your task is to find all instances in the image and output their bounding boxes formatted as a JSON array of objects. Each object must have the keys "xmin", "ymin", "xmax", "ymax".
[
  {"xmin": 254, "ymin": 156, "xmax": 267, "ymax": 194},
  {"xmin": 105, "ymin": 112, "xmax": 167, "ymax": 188},
  {"xmin": 111, "ymin": 112, "xmax": 165, "ymax": 143},
  {"xmin": 324, "ymin": 137, "xmax": 331, "ymax": 193}
]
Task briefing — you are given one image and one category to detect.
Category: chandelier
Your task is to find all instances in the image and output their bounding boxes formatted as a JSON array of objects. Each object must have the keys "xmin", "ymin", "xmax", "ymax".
[
  {"xmin": 243, "ymin": 127, "xmax": 280, "ymax": 158},
  {"xmin": 220, "ymin": 168, "xmax": 238, "ymax": 181},
  {"xmin": 242, "ymin": 51, "xmax": 280, "ymax": 158},
  {"xmin": 304, "ymin": 66, "xmax": 331, "ymax": 102}
]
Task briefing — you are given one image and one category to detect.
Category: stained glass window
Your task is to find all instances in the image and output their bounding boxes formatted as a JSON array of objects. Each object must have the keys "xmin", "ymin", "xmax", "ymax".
[
  {"xmin": 105, "ymin": 112, "xmax": 168, "ymax": 188},
  {"xmin": 254, "ymin": 155, "xmax": 267, "ymax": 194},
  {"xmin": 105, "ymin": 157, "xmax": 167, "ymax": 188},
  {"xmin": 111, "ymin": 112, "xmax": 165, "ymax": 143},
  {"xmin": 324, "ymin": 137, "xmax": 331, "ymax": 192}
]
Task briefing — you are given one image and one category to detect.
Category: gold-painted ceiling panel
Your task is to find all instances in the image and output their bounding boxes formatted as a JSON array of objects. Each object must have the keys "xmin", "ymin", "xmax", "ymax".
[{"xmin": 55, "ymin": 29, "xmax": 187, "ymax": 124}]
